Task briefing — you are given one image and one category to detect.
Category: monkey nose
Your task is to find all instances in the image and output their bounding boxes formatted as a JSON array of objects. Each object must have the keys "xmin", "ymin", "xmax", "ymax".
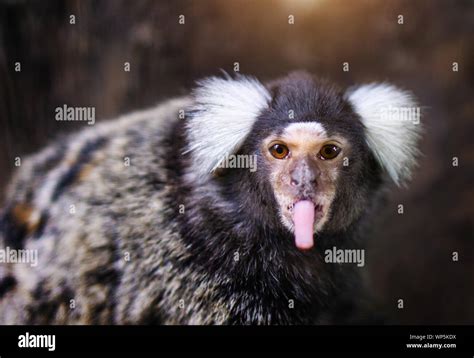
[
  {"xmin": 290, "ymin": 160, "xmax": 319, "ymax": 188},
  {"xmin": 290, "ymin": 172, "xmax": 317, "ymax": 188}
]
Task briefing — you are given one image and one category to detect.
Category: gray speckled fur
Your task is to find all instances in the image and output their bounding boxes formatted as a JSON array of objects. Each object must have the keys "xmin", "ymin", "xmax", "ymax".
[{"xmin": 0, "ymin": 97, "xmax": 230, "ymax": 324}]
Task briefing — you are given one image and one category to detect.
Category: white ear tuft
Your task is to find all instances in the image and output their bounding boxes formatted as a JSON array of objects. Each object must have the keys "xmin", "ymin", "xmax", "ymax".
[
  {"xmin": 346, "ymin": 83, "xmax": 422, "ymax": 186},
  {"xmin": 186, "ymin": 75, "xmax": 271, "ymax": 176}
]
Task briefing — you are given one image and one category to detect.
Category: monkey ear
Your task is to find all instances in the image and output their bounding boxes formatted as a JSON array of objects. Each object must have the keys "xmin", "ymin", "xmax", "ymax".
[
  {"xmin": 186, "ymin": 74, "xmax": 271, "ymax": 176},
  {"xmin": 346, "ymin": 83, "xmax": 422, "ymax": 186}
]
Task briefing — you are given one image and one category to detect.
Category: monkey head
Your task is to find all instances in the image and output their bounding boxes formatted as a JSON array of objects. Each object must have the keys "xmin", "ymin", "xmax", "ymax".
[{"xmin": 186, "ymin": 72, "xmax": 421, "ymax": 250}]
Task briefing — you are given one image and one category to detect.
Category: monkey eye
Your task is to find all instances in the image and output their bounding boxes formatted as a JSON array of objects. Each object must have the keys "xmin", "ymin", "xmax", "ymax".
[
  {"xmin": 319, "ymin": 144, "xmax": 341, "ymax": 160},
  {"xmin": 269, "ymin": 143, "xmax": 289, "ymax": 159}
]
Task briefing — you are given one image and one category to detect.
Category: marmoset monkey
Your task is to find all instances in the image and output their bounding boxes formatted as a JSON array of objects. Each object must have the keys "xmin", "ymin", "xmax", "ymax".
[{"xmin": 0, "ymin": 71, "xmax": 421, "ymax": 324}]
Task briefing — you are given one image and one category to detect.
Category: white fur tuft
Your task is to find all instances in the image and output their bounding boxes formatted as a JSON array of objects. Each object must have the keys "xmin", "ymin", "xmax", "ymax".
[
  {"xmin": 186, "ymin": 75, "xmax": 271, "ymax": 176},
  {"xmin": 346, "ymin": 83, "xmax": 422, "ymax": 185}
]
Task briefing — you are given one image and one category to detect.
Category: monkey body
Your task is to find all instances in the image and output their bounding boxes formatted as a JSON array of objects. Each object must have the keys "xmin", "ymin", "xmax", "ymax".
[{"xmin": 0, "ymin": 72, "xmax": 420, "ymax": 324}]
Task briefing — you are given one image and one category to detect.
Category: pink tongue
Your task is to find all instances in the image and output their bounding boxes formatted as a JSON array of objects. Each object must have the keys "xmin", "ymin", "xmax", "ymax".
[{"xmin": 293, "ymin": 200, "xmax": 315, "ymax": 250}]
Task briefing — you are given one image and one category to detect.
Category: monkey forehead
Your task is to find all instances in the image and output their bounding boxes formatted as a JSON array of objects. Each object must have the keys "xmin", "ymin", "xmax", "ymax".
[
  {"xmin": 282, "ymin": 122, "xmax": 327, "ymax": 139},
  {"xmin": 262, "ymin": 122, "xmax": 348, "ymax": 150},
  {"xmin": 281, "ymin": 122, "xmax": 328, "ymax": 151}
]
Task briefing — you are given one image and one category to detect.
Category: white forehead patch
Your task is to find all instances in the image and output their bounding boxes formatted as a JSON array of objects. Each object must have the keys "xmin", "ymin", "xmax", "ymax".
[{"xmin": 283, "ymin": 122, "xmax": 327, "ymax": 137}]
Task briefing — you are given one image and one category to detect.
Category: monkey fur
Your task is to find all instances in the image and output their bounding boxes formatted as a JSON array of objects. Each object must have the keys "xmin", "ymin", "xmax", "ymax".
[{"xmin": 0, "ymin": 71, "xmax": 421, "ymax": 324}]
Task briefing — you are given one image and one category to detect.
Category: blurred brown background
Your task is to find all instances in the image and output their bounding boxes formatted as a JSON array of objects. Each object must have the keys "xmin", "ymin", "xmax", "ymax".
[{"xmin": 0, "ymin": 0, "xmax": 473, "ymax": 324}]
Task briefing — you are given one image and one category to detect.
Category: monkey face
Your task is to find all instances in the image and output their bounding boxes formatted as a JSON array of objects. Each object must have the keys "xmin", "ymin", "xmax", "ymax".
[{"xmin": 261, "ymin": 122, "xmax": 349, "ymax": 249}]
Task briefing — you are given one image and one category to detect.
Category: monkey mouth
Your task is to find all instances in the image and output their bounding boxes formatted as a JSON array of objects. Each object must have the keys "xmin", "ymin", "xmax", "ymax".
[
  {"xmin": 287, "ymin": 202, "xmax": 323, "ymax": 214},
  {"xmin": 287, "ymin": 200, "xmax": 323, "ymax": 250}
]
